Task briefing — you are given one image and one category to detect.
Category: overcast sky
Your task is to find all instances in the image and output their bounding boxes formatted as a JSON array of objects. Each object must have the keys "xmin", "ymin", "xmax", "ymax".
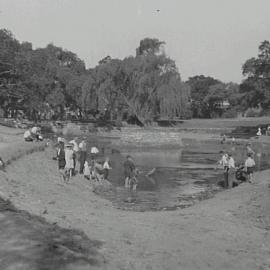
[{"xmin": 0, "ymin": 0, "xmax": 270, "ymax": 82}]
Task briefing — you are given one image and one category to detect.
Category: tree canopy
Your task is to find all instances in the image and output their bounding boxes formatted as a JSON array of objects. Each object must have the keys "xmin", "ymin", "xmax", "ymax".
[
  {"xmin": 240, "ymin": 40, "xmax": 270, "ymax": 111},
  {"xmin": 0, "ymin": 29, "xmax": 86, "ymax": 119},
  {"xmin": 82, "ymin": 38, "xmax": 191, "ymax": 124},
  {"xmin": 2, "ymin": 29, "xmax": 268, "ymax": 122}
]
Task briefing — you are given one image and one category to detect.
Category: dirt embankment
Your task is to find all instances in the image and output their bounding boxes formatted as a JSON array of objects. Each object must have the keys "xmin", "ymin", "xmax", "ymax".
[
  {"xmin": 0, "ymin": 125, "xmax": 270, "ymax": 270},
  {"xmin": 0, "ymin": 126, "xmax": 106, "ymax": 270}
]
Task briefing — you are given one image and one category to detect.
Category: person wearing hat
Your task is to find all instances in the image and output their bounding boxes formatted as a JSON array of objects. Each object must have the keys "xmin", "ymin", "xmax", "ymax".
[{"xmin": 79, "ymin": 137, "xmax": 87, "ymax": 174}]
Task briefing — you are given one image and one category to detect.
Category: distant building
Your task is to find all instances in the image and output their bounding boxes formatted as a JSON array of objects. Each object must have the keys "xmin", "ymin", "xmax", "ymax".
[{"xmin": 216, "ymin": 100, "xmax": 230, "ymax": 110}]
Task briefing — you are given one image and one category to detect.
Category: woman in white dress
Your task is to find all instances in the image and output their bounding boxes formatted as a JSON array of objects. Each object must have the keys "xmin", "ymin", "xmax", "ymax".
[{"xmin": 64, "ymin": 144, "xmax": 75, "ymax": 181}]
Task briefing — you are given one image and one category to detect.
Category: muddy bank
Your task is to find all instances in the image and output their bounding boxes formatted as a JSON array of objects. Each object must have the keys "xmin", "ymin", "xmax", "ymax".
[{"xmin": 0, "ymin": 197, "xmax": 105, "ymax": 270}]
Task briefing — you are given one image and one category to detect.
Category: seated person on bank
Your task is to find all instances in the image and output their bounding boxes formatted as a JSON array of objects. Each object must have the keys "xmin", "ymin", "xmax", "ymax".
[
  {"xmin": 31, "ymin": 126, "xmax": 43, "ymax": 141},
  {"xmin": 24, "ymin": 129, "xmax": 34, "ymax": 142}
]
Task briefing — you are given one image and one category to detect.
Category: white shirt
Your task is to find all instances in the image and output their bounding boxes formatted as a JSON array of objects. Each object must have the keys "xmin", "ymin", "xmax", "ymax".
[
  {"xmin": 69, "ymin": 140, "xmax": 79, "ymax": 152},
  {"xmin": 84, "ymin": 161, "xmax": 90, "ymax": 175},
  {"xmin": 24, "ymin": 130, "xmax": 31, "ymax": 139},
  {"xmin": 228, "ymin": 157, "xmax": 235, "ymax": 169},
  {"xmin": 103, "ymin": 161, "xmax": 111, "ymax": 169},
  {"xmin": 245, "ymin": 157, "xmax": 255, "ymax": 168},
  {"xmin": 31, "ymin": 127, "xmax": 38, "ymax": 134},
  {"xmin": 79, "ymin": 141, "xmax": 87, "ymax": 151},
  {"xmin": 90, "ymin": 146, "xmax": 99, "ymax": 154},
  {"xmin": 219, "ymin": 154, "xmax": 228, "ymax": 167}
]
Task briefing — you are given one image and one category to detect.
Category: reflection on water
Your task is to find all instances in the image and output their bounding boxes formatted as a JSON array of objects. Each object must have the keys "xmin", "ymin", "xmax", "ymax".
[{"xmin": 84, "ymin": 137, "xmax": 270, "ymax": 211}]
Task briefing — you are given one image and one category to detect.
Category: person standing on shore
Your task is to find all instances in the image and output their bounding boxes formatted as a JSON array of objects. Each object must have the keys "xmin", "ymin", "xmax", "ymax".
[
  {"xmin": 124, "ymin": 155, "xmax": 136, "ymax": 188},
  {"xmin": 245, "ymin": 153, "xmax": 256, "ymax": 183},
  {"xmin": 79, "ymin": 138, "xmax": 87, "ymax": 174},
  {"xmin": 227, "ymin": 153, "xmax": 236, "ymax": 188},
  {"xmin": 57, "ymin": 141, "xmax": 66, "ymax": 182},
  {"xmin": 256, "ymin": 127, "xmax": 262, "ymax": 136},
  {"xmin": 64, "ymin": 144, "xmax": 75, "ymax": 181},
  {"xmin": 217, "ymin": 151, "xmax": 229, "ymax": 188},
  {"xmin": 69, "ymin": 137, "xmax": 79, "ymax": 175}
]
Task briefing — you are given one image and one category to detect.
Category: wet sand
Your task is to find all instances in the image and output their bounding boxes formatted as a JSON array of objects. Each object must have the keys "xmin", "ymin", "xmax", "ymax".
[{"xmin": 0, "ymin": 126, "xmax": 270, "ymax": 270}]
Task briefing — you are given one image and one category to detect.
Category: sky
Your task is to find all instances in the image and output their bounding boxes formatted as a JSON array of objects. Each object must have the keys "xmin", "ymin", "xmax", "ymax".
[{"xmin": 0, "ymin": 0, "xmax": 270, "ymax": 83}]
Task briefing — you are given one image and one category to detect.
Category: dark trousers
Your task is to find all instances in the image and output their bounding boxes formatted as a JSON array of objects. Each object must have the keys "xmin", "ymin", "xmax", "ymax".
[
  {"xmin": 224, "ymin": 169, "xmax": 229, "ymax": 188},
  {"xmin": 79, "ymin": 151, "xmax": 87, "ymax": 174}
]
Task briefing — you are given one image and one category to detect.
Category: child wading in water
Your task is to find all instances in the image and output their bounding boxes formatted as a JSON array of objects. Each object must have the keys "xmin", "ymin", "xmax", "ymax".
[
  {"xmin": 245, "ymin": 153, "xmax": 256, "ymax": 183},
  {"xmin": 124, "ymin": 155, "xmax": 136, "ymax": 188}
]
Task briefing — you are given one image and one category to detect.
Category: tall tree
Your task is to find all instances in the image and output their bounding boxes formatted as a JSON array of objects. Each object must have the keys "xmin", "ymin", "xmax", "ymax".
[
  {"xmin": 82, "ymin": 38, "xmax": 190, "ymax": 124},
  {"xmin": 187, "ymin": 75, "xmax": 220, "ymax": 118},
  {"xmin": 241, "ymin": 40, "xmax": 270, "ymax": 111}
]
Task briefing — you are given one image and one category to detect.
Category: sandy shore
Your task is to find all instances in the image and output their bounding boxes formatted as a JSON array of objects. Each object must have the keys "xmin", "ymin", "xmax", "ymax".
[{"xmin": 0, "ymin": 126, "xmax": 270, "ymax": 270}]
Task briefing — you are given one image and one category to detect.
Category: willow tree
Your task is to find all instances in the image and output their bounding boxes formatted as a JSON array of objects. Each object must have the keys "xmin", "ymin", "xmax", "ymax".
[{"xmin": 81, "ymin": 38, "xmax": 190, "ymax": 124}]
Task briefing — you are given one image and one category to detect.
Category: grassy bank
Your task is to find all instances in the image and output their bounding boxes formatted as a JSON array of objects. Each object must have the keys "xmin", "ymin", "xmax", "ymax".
[{"xmin": 0, "ymin": 126, "xmax": 106, "ymax": 270}]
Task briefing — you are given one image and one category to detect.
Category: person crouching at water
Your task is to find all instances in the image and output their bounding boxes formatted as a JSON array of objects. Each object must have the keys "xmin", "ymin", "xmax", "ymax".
[
  {"xmin": 79, "ymin": 138, "xmax": 87, "ymax": 174},
  {"xmin": 64, "ymin": 143, "xmax": 75, "ymax": 182},
  {"xmin": 57, "ymin": 141, "xmax": 66, "ymax": 182},
  {"xmin": 245, "ymin": 153, "xmax": 256, "ymax": 183},
  {"xmin": 124, "ymin": 155, "xmax": 136, "ymax": 188}
]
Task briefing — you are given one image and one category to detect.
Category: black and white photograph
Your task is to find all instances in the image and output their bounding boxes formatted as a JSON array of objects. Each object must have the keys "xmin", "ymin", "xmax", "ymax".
[{"xmin": 0, "ymin": 0, "xmax": 270, "ymax": 269}]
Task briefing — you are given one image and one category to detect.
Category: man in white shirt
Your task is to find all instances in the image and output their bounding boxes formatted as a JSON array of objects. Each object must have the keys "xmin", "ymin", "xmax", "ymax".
[{"xmin": 217, "ymin": 151, "xmax": 230, "ymax": 188}]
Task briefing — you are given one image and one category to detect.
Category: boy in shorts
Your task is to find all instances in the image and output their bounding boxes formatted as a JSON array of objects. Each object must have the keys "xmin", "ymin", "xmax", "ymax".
[{"xmin": 244, "ymin": 153, "xmax": 256, "ymax": 183}]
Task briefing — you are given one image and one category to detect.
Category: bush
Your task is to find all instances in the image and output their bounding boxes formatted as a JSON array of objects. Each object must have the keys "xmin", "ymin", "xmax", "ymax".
[
  {"xmin": 222, "ymin": 108, "xmax": 238, "ymax": 118},
  {"xmin": 245, "ymin": 108, "xmax": 261, "ymax": 117},
  {"xmin": 260, "ymin": 109, "xmax": 270, "ymax": 116}
]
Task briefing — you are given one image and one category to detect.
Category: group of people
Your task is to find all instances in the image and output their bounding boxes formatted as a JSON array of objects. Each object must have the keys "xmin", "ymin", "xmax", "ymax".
[
  {"xmin": 256, "ymin": 126, "xmax": 270, "ymax": 136},
  {"xmin": 24, "ymin": 126, "xmax": 43, "ymax": 142},
  {"xmin": 55, "ymin": 137, "xmax": 142, "ymax": 190},
  {"xmin": 55, "ymin": 137, "xmax": 112, "ymax": 183},
  {"xmin": 217, "ymin": 142, "xmax": 256, "ymax": 189}
]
